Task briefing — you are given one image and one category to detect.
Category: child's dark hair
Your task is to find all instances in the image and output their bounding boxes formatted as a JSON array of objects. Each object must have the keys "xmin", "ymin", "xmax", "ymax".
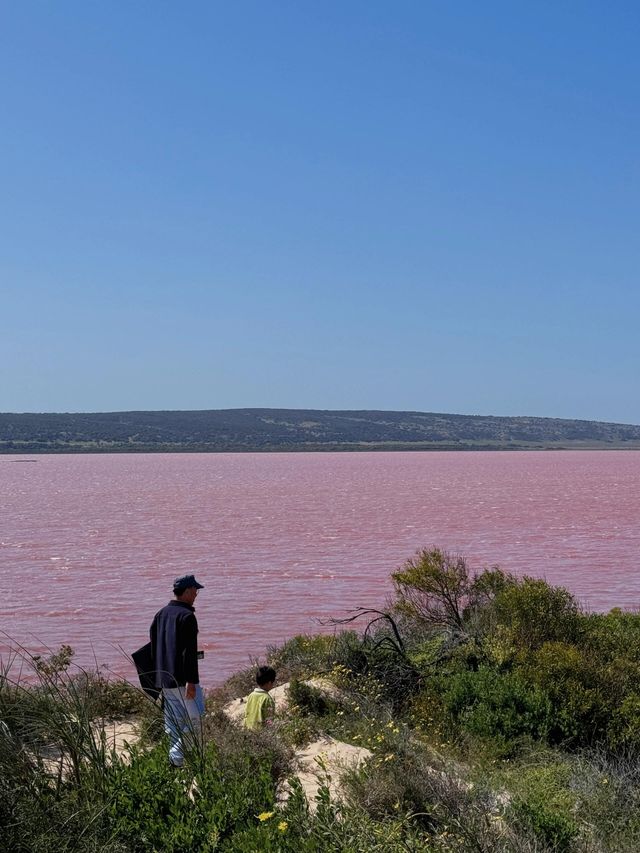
[{"xmin": 256, "ymin": 665, "xmax": 276, "ymax": 687}]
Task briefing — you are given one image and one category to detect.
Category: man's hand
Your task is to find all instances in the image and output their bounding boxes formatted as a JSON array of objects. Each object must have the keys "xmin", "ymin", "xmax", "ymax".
[{"xmin": 185, "ymin": 683, "xmax": 196, "ymax": 701}]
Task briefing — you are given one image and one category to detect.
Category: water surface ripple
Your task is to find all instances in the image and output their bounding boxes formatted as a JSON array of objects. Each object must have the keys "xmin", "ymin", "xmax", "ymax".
[{"xmin": 1, "ymin": 451, "xmax": 638, "ymax": 683}]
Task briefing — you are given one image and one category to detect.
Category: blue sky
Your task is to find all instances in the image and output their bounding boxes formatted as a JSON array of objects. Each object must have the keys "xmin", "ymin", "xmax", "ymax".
[{"xmin": 1, "ymin": 1, "xmax": 639, "ymax": 422}]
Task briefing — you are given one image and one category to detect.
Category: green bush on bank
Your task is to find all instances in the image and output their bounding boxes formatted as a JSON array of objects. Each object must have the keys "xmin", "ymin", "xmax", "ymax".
[
  {"xmin": 388, "ymin": 548, "xmax": 640, "ymax": 754},
  {"xmin": 441, "ymin": 666, "xmax": 553, "ymax": 744}
]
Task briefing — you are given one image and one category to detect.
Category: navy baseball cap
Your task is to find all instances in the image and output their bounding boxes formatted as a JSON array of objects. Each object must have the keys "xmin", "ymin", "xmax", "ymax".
[{"xmin": 173, "ymin": 574, "xmax": 204, "ymax": 593}]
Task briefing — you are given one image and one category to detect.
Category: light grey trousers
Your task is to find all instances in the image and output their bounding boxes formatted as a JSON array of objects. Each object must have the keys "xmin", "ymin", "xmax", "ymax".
[{"xmin": 162, "ymin": 685, "xmax": 205, "ymax": 767}]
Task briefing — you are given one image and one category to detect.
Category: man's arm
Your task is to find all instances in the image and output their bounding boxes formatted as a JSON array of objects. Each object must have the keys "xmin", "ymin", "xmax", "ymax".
[{"xmin": 183, "ymin": 613, "xmax": 199, "ymax": 699}]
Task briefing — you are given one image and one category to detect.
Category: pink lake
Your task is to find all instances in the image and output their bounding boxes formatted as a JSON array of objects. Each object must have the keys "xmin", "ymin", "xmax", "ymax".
[{"xmin": 1, "ymin": 451, "xmax": 639, "ymax": 685}]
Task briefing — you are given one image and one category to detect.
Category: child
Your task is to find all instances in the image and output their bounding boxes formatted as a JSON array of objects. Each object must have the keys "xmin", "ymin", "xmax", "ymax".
[{"xmin": 244, "ymin": 666, "xmax": 276, "ymax": 730}]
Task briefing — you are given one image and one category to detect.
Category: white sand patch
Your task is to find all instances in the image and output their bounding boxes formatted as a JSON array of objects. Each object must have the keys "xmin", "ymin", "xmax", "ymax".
[
  {"xmin": 36, "ymin": 719, "xmax": 141, "ymax": 778},
  {"xmin": 286, "ymin": 735, "xmax": 372, "ymax": 810},
  {"xmin": 99, "ymin": 719, "xmax": 140, "ymax": 758}
]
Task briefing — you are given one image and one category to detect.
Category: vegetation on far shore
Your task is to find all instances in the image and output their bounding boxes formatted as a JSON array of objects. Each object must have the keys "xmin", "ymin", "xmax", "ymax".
[
  {"xmin": 3, "ymin": 548, "xmax": 640, "ymax": 851},
  {"xmin": 2, "ymin": 408, "xmax": 640, "ymax": 453}
]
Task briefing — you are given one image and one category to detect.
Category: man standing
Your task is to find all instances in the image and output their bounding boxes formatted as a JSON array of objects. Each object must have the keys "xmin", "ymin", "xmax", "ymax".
[{"xmin": 150, "ymin": 574, "xmax": 205, "ymax": 767}]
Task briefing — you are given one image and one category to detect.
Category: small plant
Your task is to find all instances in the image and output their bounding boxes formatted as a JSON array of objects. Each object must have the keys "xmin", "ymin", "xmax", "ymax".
[
  {"xmin": 32, "ymin": 643, "xmax": 75, "ymax": 677},
  {"xmin": 510, "ymin": 793, "xmax": 578, "ymax": 851}
]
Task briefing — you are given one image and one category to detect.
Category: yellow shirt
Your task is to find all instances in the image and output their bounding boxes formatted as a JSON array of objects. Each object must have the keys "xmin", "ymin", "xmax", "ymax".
[{"xmin": 244, "ymin": 687, "xmax": 275, "ymax": 730}]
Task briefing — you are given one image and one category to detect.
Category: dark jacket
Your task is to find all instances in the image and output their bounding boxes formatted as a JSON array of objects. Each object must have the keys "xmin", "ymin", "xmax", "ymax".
[{"xmin": 150, "ymin": 600, "xmax": 199, "ymax": 689}]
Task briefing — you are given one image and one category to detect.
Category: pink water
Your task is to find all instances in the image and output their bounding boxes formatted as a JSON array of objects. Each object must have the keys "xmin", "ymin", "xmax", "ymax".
[{"xmin": 1, "ymin": 451, "xmax": 639, "ymax": 685}]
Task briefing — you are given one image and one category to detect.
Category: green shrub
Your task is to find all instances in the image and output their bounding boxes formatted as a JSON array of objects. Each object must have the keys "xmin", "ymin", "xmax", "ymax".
[
  {"xmin": 513, "ymin": 616, "xmax": 640, "ymax": 750},
  {"xmin": 281, "ymin": 713, "xmax": 321, "ymax": 747},
  {"xmin": 288, "ymin": 678, "xmax": 336, "ymax": 717},
  {"xmin": 442, "ymin": 667, "xmax": 552, "ymax": 745},
  {"xmin": 343, "ymin": 738, "xmax": 543, "ymax": 852},
  {"xmin": 359, "ymin": 644, "xmax": 422, "ymax": 711},
  {"xmin": 76, "ymin": 671, "xmax": 149, "ymax": 718},
  {"xmin": 392, "ymin": 549, "xmax": 516, "ymax": 639},
  {"xmin": 266, "ymin": 633, "xmax": 336, "ymax": 678},
  {"xmin": 106, "ymin": 741, "xmax": 275, "ymax": 852},
  {"xmin": 392, "ymin": 548, "xmax": 474, "ymax": 635},
  {"xmin": 407, "ymin": 634, "xmax": 448, "ymax": 671},
  {"xmin": 583, "ymin": 610, "xmax": 640, "ymax": 663},
  {"xmin": 325, "ymin": 631, "xmax": 370, "ymax": 681},
  {"xmin": 221, "ymin": 782, "xmax": 434, "ymax": 852},
  {"xmin": 581, "ymin": 611, "xmax": 640, "ymax": 751},
  {"xmin": 516, "ymin": 641, "xmax": 604, "ymax": 746},
  {"xmin": 499, "ymin": 761, "xmax": 578, "ymax": 848},
  {"xmin": 510, "ymin": 795, "xmax": 578, "ymax": 852},
  {"xmin": 491, "ymin": 577, "xmax": 582, "ymax": 650}
]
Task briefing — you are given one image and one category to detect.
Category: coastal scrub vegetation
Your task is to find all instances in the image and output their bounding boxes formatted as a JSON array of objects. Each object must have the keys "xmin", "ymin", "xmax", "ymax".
[
  {"xmin": 3, "ymin": 408, "xmax": 640, "ymax": 453},
  {"xmin": 2, "ymin": 548, "xmax": 640, "ymax": 851}
]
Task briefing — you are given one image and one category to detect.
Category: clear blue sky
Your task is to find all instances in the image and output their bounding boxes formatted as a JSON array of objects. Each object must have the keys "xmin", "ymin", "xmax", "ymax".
[{"xmin": 1, "ymin": 1, "xmax": 639, "ymax": 422}]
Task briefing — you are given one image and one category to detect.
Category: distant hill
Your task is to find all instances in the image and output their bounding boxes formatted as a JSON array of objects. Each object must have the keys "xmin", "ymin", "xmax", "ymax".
[{"xmin": 1, "ymin": 408, "xmax": 640, "ymax": 453}]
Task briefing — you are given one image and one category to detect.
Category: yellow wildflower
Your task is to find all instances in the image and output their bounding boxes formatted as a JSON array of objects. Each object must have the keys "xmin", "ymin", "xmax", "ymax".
[
  {"xmin": 257, "ymin": 811, "xmax": 274, "ymax": 821},
  {"xmin": 278, "ymin": 821, "xmax": 288, "ymax": 832}
]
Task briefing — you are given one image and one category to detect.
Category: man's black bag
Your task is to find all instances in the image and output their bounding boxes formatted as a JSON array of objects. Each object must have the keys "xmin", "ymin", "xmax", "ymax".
[{"xmin": 131, "ymin": 642, "xmax": 160, "ymax": 701}]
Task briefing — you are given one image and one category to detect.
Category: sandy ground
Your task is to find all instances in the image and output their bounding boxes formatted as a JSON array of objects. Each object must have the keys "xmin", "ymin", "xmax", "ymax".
[
  {"xmin": 38, "ymin": 719, "xmax": 141, "ymax": 777},
  {"xmin": 287, "ymin": 734, "xmax": 372, "ymax": 807}
]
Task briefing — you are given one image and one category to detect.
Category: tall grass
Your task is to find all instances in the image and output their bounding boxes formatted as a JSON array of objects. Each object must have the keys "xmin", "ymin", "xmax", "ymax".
[{"xmin": 0, "ymin": 643, "xmax": 143, "ymax": 852}]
